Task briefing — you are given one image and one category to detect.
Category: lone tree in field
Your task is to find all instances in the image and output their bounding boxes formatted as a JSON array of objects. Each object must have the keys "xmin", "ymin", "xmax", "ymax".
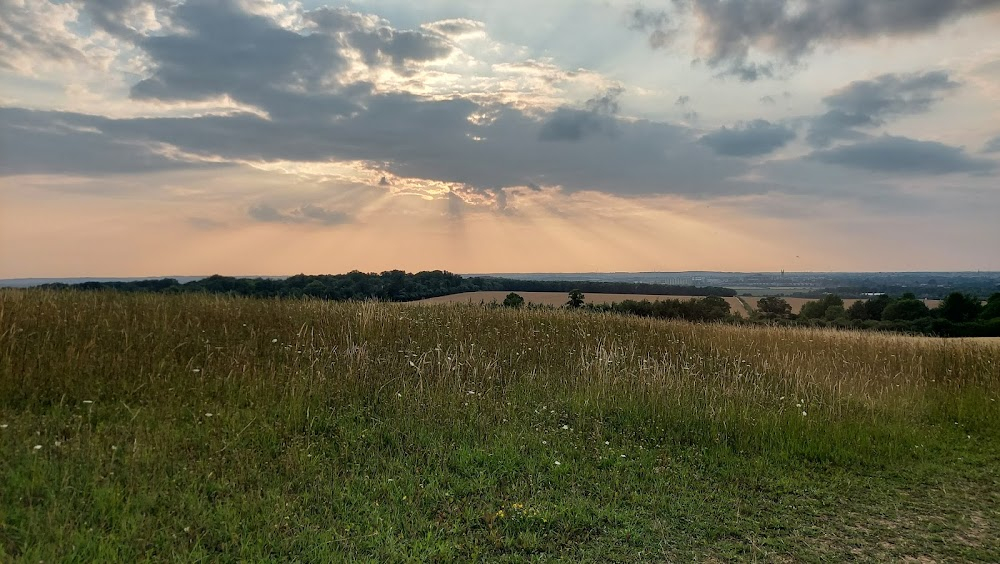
[
  {"xmin": 502, "ymin": 292, "xmax": 525, "ymax": 308},
  {"xmin": 566, "ymin": 289, "xmax": 585, "ymax": 308},
  {"xmin": 757, "ymin": 296, "xmax": 792, "ymax": 318}
]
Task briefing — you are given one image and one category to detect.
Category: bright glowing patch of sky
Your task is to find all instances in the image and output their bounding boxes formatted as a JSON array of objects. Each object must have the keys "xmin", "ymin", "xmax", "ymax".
[{"xmin": 1, "ymin": 0, "xmax": 999, "ymax": 276}]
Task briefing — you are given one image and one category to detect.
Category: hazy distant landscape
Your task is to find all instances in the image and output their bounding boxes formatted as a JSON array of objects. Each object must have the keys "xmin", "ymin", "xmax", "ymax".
[{"xmin": 6, "ymin": 270, "xmax": 1000, "ymax": 299}]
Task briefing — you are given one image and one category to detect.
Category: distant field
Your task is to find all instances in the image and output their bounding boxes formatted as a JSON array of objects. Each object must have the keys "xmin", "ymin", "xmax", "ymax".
[{"xmin": 420, "ymin": 291, "xmax": 746, "ymax": 310}]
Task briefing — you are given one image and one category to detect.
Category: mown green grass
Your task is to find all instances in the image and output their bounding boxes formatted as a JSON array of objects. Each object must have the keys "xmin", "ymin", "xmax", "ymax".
[{"xmin": 1, "ymin": 290, "xmax": 998, "ymax": 561}]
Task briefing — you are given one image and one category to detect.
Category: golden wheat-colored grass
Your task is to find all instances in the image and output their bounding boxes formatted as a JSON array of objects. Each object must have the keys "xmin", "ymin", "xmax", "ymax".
[{"xmin": 1, "ymin": 289, "xmax": 994, "ymax": 420}]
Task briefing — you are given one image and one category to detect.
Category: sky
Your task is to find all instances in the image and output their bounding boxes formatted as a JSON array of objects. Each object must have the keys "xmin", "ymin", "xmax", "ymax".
[{"xmin": 2, "ymin": 0, "xmax": 1000, "ymax": 277}]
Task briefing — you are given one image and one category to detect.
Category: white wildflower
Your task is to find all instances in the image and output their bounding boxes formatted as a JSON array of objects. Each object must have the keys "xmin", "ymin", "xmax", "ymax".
[{"xmin": 33, "ymin": 445, "xmax": 42, "ymax": 450}]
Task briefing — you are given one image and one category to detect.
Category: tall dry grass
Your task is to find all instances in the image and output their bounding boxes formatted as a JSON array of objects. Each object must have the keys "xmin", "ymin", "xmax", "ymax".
[{"xmin": 2, "ymin": 289, "xmax": 997, "ymax": 459}]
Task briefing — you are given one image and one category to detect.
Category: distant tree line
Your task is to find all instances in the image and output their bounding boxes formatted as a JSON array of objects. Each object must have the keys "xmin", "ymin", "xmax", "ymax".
[
  {"xmin": 38, "ymin": 271, "xmax": 736, "ymax": 302},
  {"xmin": 755, "ymin": 293, "xmax": 1000, "ymax": 337}
]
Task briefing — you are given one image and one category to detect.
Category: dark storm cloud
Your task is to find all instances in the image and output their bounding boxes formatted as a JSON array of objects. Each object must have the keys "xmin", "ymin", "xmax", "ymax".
[
  {"xmin": 809, "ymin": 135, "xmax": 996, "ymax": 175},
  {"xmin": 699, "ymin": 119, "xmax": 795, "ymax": 157},
  {"xmin": 248, "ymin": 203, "xmax": 351, "ymax": 226},
  {"xmin": 539, "ymin": 87, "xmax": 624, "ymax": 142},
  {"xmin": 629, "ymin": 0, "xmax": 1000, "ymax": 80},
  {"xmin": 807, "ymin": 71, "xmax": 960, "ymax": 147}
]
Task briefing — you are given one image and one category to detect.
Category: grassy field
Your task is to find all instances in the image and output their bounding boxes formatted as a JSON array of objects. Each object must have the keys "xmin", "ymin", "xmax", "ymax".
[
  {"xmin": 420, "ymin": 291, "xmax": 746, "ymax": 312},
  {"xmin": 2, "ymin": 290, "xmax": 999, "ymax": 561}
]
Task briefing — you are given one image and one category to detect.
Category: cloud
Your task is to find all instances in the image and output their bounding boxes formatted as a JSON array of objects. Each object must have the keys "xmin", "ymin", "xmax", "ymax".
[
  {"xmin": 626, "ymin": 5, "xmax": 673, "ymax": 49},
  {"xmin": 809, "ymin": 135, "xmax": 996, "ymax": 175},
  {"xmin": 984, "ymin": 135, "xmax": 1000, "ymax": 153},
  {"xmin": 303, "ymin": 6, "xmax": 452, "ymax": 70},
  {"xmin": 699, "ymin": 119, "xmax": 795, "ymax": 157},
  {"xmin": 539, "ymin": 87, "xmax": 624, "ymax": 142},
  {"xmin": 629, "ymin": 0, "xmax": 1000, "ymax": 80},
  {"xmin": 807, "ymin": 71, "xmax": 960, "ymax": 147},
  {"xmin": 824, "ymin": 71, "xmax": 959, "ymax": 117},
  {"xmin": 0, "ymin": 0, "xmax": 90, "ymax": 72},
  {"xmin": 0, "ymin": 107, "xmax": 223, "ymax": 176},
  {"xmin": 75, "ymin": 0, "xmax": 174, "ymax": 40},
  {"xmin": 0, "ymin": 0, "xmax": 755, "ymax": 200},
  {"xmin": 131, "ymin": 1, "xmax": 354, "ymax": 117},
  {"xmin": 422, "ymin": 18, "xmax": 485, "ymax": 38},
  {"xmin": 248, "ymin": 203, "xmax": 350, "ymax": 226},
  {"xmin": 2, "ymin": 92, "xmax": 750, "ymax": 198},
  {"xmin": 129, "ymin": 0, "xmax": 452, "ymax": 123}
]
